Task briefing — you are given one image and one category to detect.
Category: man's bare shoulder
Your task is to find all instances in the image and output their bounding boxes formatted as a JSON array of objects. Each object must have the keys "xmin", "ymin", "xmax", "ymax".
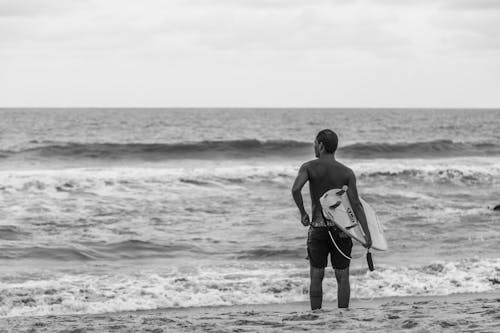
[
  {"xmin": 341, "ymin": 162, "xmax": 356, "ymax": 177},
  {"xmin": 327, "ymin": 160, "xmax": 356, "ymax": 180},
  {"xmin": 299, "ymin": 159, "xmax": 318, "ymax": 170},
  {"xmin": 336, "ymin": 161, "xmax": 355, "ymax": 174}
]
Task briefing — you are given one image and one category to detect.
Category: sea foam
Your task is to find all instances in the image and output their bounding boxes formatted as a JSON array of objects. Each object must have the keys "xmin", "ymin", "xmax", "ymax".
[{"xmin": 0, "ymin": 258, "xmax": 498, "ymax": 318}]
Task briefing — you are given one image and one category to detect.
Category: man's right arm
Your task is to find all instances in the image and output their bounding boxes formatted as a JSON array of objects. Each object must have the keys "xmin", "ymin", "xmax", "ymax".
[
  {"xmin": 291, "ymin": 163, "xmax": 310, "ymax": 226},
  {"xmin": 346, "ymin": 170, "xmax": 372, "ymax": 248}
]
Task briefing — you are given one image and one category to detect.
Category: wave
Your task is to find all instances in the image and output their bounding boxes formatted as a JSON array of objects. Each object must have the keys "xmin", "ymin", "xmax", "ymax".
[
  {"xmin": 0, "ymin": 140, "xmax": 311, "ymax": 161},
  {"xmin": 236, "ymin": 247, "xmax": 304, "ymax": 260},
  {"xmin": 1, "ymin": 139, "xmax": 499, "ymax": 162},
  {"xmin": 0, "ymin": 240, "xmax": 199, "ymax": 261},
  {"xmin": 359, "ymin": 168, "xmax": 496, "ymax": 185},
  {"xmin": 0, "ymin": 226, "xmax": 31, "ymax": 241},
  {"xmin": 91, "ymin": 239, "xmax": 198, "ymax": 259},
  {"xmin": 1, "ymin": 258, "xmax": 498, "ymax": 317},
  {"xmin": 0, "ymin": 239, "xmax": 304, "ymax": 262},
  {"xmin": 1, "ymin": 162, "xmax": 497, "ymax": 199},
  {"xmin": 340, "ymin": 140, "xmax": 500, "ymax": 159}
]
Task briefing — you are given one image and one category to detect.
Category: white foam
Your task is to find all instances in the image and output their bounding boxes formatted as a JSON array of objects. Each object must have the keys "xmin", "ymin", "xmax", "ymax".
[
  {"xmin": 0, "ymin": 258, "xmax": 498, "ymax": 318},
  {"xmin": 352, "ymin": 157, "xmax": 500, "ymax": 183},
  {"xmin": 351, "ymin": 259, "xmax": 500, "ymax": 299},
  {"xmin": 1, "ymin": 157, "xmax": 498, "ymax": 198}
]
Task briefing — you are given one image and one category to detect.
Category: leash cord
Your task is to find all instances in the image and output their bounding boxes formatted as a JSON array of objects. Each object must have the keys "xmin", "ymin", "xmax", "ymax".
[{"xmin": 327, "ymin": 229, "xmax": 364, "ymax": 260}]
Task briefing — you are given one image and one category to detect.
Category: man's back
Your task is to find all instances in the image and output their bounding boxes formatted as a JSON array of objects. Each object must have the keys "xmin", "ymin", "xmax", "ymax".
[{"xmin": 305, "ymin": 157, "xmax": 352, "ymax": 226}]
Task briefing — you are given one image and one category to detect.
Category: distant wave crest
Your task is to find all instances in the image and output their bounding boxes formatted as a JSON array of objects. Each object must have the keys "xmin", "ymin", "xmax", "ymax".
[
  {"xmin": 1, "ymin": 139, "xmax": 499, "ymax": 161},
  {"xmin": 340, "ymin": 139, "xmax": 500, "ymax": 158},
  {"xmin": 0, "ymin": 140, "xmax": 310, "ymax": 160}
]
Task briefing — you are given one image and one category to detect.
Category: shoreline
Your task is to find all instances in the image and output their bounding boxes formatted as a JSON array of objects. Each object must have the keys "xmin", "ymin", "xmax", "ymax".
[
  {"xmin": 2, "ymin": 291, "xmax": 499, "ymax": 332},
  {"xmin": 94, "ymin": 290, "xmax": 500, "ymax": 317}
]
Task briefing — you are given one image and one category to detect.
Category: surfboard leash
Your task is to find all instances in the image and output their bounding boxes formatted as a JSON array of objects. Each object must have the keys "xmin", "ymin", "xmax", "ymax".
[
  {"xmin": 366, "ymin": 250, "xmax": 374, "ymax": 271},
  {"xmin": 327, "ymin": 229, "xmax": 374, "ymax": 271}
]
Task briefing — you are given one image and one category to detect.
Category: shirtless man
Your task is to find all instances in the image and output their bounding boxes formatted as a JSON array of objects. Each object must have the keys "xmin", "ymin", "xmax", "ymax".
[{"xmin": 291, "ymin": 129, "xmax": 372, "ymax": 309}]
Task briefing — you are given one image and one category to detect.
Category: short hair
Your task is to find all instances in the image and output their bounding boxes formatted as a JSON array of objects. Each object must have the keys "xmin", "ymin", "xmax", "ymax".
[{"xmin": 316, "ymin": 129, "xmax": 338, "ymax": 153}]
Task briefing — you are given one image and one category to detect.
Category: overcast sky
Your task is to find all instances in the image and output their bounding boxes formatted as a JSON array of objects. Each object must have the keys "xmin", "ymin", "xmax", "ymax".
[{"xmin": 1, "ymin": 0, "xmax": 499, "ymax": 107}]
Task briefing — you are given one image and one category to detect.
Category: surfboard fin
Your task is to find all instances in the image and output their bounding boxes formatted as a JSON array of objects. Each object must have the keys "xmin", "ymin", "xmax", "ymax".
[{"xmin": 336, "ymin": 186, "xmax": 349, "ymax": 196}]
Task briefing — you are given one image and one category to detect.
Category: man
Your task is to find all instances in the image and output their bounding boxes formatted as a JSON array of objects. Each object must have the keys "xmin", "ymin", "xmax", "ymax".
[{"xmin": 291, "ymin": 129, "xmax": 372, "ymax": 310}]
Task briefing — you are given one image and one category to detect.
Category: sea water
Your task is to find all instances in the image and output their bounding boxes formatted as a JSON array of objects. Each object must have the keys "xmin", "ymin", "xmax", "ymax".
[{"xmin": 0, "ymin": 108, "xmax": 499, "ymax": 317}]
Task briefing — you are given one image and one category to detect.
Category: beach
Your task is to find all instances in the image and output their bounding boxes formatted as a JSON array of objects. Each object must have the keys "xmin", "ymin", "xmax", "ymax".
[
  {"xmin": 1, "ymin": 108, "xmax": 499, "ymax": 330},
  {"xmin": 1, "ymin": 292, "xmax": 499, "ymax": 332}
]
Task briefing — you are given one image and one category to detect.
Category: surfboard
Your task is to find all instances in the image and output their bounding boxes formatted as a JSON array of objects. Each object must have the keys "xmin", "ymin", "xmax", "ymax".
[{"xmin": 320, "ymin": 186, "xmax": 388, "ymax": 251}]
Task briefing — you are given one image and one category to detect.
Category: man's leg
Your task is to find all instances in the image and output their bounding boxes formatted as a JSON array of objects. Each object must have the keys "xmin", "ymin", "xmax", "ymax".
[
  {"xmin": 310, "ymin": 266, "xmax": 325, "ymax": 310},
  {"xmin": 335, "ymin": 267, "xmax": 350, "ymax": 308}
]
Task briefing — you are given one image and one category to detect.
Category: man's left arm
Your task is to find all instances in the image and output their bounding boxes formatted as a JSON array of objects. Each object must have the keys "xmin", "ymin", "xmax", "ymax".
[
  {"xmin": 346, "ymin": 170, "xmax": 372, "ymax": 248},
  {"xmin": 291, "ymin": 163, "xmax": 310, "ymax": 226}
]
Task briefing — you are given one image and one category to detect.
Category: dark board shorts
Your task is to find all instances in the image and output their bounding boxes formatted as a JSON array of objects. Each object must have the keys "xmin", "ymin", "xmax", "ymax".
[{"xmin": 307, "ymin": 226, "xmax": 353, "ymax": 269}]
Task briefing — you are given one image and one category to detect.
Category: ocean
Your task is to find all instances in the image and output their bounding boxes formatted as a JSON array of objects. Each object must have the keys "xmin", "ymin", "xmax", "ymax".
[{"xmin": 0, "ymin": 108, "xmax": 499, "ymax": 318}]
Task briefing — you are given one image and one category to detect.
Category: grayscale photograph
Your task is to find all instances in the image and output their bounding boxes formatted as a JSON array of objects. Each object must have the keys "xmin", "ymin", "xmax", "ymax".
[{"xmin": 0, "ymin": 0, "xmax": 499, "ymax": 332}]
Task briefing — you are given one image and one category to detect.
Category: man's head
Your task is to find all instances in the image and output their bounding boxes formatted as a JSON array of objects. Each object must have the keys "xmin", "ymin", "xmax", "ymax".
[{"xmin": 314, "ymin": 129, "xmax": 338, "ymax": 157}]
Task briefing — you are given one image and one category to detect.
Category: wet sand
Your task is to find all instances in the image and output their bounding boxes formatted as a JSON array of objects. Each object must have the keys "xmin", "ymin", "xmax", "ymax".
[{"xmin": 1, "ymin": 292, "xmax": 499, "ymax": 333}]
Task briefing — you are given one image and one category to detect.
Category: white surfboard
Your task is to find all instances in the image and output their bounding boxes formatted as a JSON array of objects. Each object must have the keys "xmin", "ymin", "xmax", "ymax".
[{"xmin": 320, "ymin": 186, "xmax": 388, "ymax": 251}]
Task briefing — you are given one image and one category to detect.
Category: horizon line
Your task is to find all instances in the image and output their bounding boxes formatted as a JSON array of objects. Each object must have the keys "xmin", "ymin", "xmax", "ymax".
[{"xmin": 1, "ymin": 106, "xmax": 499, "ymax": 110}]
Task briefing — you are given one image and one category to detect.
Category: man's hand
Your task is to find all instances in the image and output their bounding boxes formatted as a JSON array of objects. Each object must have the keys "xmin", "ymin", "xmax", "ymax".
[{"xmin": 301, "ymin": 213, "xmax": 310, "ymax": 227}]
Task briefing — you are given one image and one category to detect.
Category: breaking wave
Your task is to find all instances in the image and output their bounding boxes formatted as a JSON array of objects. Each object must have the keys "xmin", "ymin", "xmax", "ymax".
[
  {"xmin": 0, "ymin": 258, "xmax": 498, "ymax": 317},
  {"xmin": 1, "ymin": 139, "xmax": 499, "ymax": 162},
  {"xmin": 0, "ymin": 162, "xmax": 498, "ymax": 198},
  {"xmin": 341, "ymin": 140, "xmax": 500, "ymax": 158}
]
